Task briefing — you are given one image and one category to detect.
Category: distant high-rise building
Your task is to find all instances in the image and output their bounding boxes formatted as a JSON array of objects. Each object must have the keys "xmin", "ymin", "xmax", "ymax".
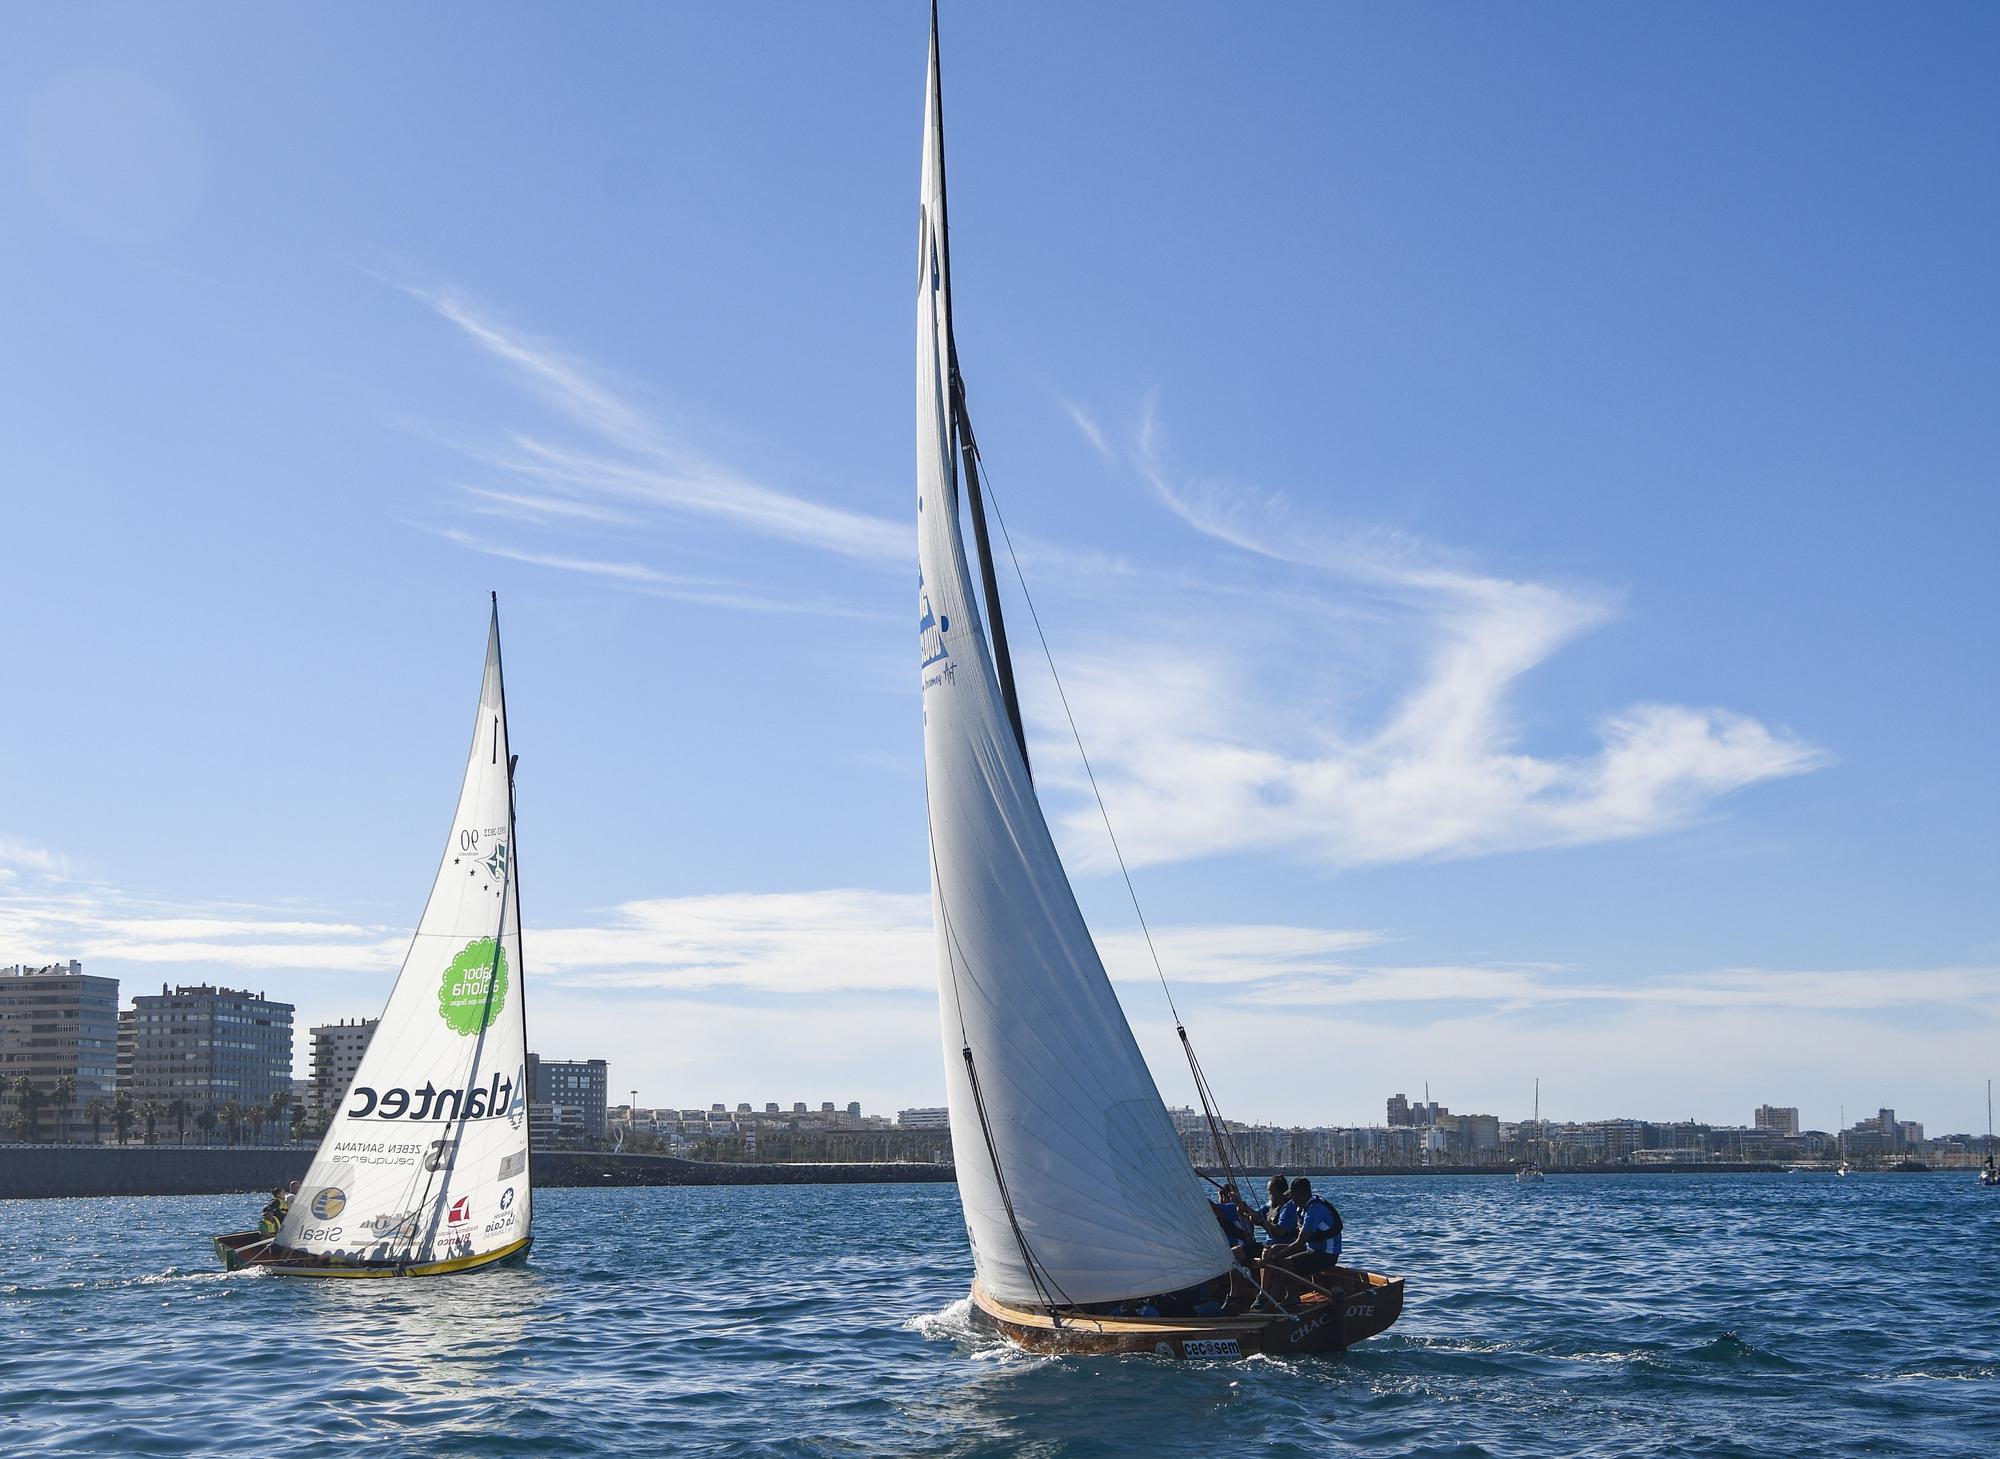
[
  {"xmin": 846, "ymin": 1101, "xmax": 862, "ymax": 1118},
  {"xmin": 898, "ymin": 1106, "xmax": 951, "ymax": 1130},
  {"xmin": 1387, "ymin": 1093, "xmax": 1412, "ymax": 1127},
  {"xmin": 1754, "ymin": 1105, "xmax": 1800, "ymax": 1136},
  {"xmin": 0, "ymin": 961, "xmax": 119, "ymax": 1139},
  {"xmin": 527, "ymin": 1054, "xmax": 608, "ymax": 1144},
  {"xmin": 116, "ymin": 1007, "xmax": 136, "ymax": 1091},
  {"xmin": 126, "ymin": 983, "xmax": 294, "ymax": 1117},
  {"xmin": 309, "ymin": 1018, "xmax": 378, "ymax": 1116}
]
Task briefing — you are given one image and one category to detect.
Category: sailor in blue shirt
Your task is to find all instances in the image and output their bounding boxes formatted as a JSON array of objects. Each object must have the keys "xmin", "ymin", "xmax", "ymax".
[
  {"xmin": 1266, "ymin": 1177, "xmax": 1343, "ymax": 1297},
  {"xmin": 1250, "ymin": 1174, "xmax": 1296, "ymax": 1244}
]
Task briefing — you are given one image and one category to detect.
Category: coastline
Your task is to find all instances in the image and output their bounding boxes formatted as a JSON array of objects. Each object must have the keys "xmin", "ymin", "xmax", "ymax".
[{"xmin": 2, "ymin": 1145, "xmax": 1949, "ymax": 1199}]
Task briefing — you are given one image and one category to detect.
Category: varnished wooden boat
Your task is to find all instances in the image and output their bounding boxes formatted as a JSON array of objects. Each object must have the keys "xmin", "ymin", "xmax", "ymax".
[
  {"xmin": 971, "ymin": 1269, "xmax": 1405, "ymax": 1359},
  {"xmin": 213, "ymin": 1229, "xmax": 531, "ymax": 1278}
]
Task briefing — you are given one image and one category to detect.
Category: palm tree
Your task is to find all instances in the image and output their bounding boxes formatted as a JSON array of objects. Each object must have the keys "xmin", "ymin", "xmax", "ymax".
[
  {"xmin": 168, "ymin": 1098, "xmax": 191, "ymax": 1144},
  {"xmin": 193, "ymin": 1108, "xmax": 218, "ymax": 1144},
  {"xmin": 268, "ymin": 1089, "xmax": 292, "ymax": 1145},
  {"xmin": 13, "ymin": 1077, "xmax": 47, "ymax": 1141},
  {"xmin": 51, "ymin": 1074, "xmax": 77, "ymax": 1143},
  {"xmin": 113, "ymin": 1092, "xmax": 136, "ymax": 1146},
  {"xmin": 247, "ymin": 1106, "xmax": 266, "ymax": 1144},
  {"xmin": 218, "ymin": 1100, "xmax": 244, "ymax": 1146},
  {"xmin": 139, "ymin": 1099, "xmax": 163, "ymax": 1146},
  {"xmin": 288, "ymin": 1097, "xmax": 309, "ymax": 1142},
  {"xmin": 86, "ymin": 1097, "xmax": 111, "ymax": 1144}
]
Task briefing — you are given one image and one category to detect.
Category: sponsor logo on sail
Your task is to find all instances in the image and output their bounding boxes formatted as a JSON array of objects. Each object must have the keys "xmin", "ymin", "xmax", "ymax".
[
  {"xmin": 438, "ymin": 937, "xmax": 509, "ymax": 1035},
  {"xmin": 447, "ymin": 1196, "xmax": 472, "ymax": 1225},
  {"xmin": 346, "ymin": 1070, "xmax": 517, "ymax": 1123},
  {"xmin": 499, "ymin": 1186, "xmax": 516, "ymax": 1211},
  {"xmin": 497, "ymin": 1148, "xmax": 527, "ymax": 1180},
  {"xmin": 919, "ymin": 572, "xmax": 953, "ymax": 687},
  {"xmin": 310, "ymin": 1187, "xmax": 346, "ymax": 1220},
  {"xmin": 361, "ymin": 1210, "xmax": 421, "ymax": 1240}
]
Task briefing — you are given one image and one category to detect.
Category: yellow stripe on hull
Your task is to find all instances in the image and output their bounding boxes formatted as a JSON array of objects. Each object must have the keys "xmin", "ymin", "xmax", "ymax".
[{"xmin": 259, "ymin": 1235, "xmax": 532, "ymax": 1279}]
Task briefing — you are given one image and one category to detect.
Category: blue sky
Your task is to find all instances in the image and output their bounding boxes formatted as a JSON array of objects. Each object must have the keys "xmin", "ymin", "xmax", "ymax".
[{"xmin": 3, "ymin": 3, "xmax": 1994, "ymax": 1132}]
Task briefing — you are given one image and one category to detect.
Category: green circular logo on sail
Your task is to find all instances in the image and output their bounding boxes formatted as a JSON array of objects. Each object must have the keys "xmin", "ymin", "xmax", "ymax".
[{"xmin": 438, "ymin": 937, "xmax": 509, "ymax": 1036}]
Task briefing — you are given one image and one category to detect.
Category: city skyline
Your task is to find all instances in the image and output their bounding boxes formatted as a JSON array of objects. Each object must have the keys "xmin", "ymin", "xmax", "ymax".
[{"xmin": 3, "ymin": 4, "xmax": 1995, "ymax": 1129}]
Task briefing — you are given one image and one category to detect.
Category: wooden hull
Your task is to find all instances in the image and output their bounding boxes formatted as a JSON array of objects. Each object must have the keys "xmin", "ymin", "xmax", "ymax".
[
  {"xmin": 212, "ymin": 1230, "xmax": 532, "ymax": 1278},
  {"xmin": 970, "ymin": 1269, "xmax": 1403, "ymax": 1359}
]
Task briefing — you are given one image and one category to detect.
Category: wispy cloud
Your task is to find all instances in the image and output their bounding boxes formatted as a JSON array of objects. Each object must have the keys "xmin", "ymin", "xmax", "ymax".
[
  {"xmin": 426, "ymin": 526, "xmax": 887, "ymax": 620},
  {"xmin": 1061, "ymin": 398, "xmax": 1113, "ymax": 463},
  {"xmin": 1019, "ymin": 401, "xmax": 1828, "ymax": 870},
  {"xmin": 408, "ymin": 285, "xmax": 904, "ymax": 572},
  {"xmin": 0, "ymin": 834, "xmax": 71, "ymax": 877},
  {"xmin": 5, "ymin": 847, "xmax": 1988, "ymax": 1123}
]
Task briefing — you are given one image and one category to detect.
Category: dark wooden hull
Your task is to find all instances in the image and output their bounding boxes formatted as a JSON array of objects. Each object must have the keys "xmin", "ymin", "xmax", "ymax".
[
  {"xmin": 970, "ymin": 1267, "xmax": 1404, "ymax": 1359},
  {"xmin": 212, "ymin": 1230, "xmax": 532, "ymax": 1278}
]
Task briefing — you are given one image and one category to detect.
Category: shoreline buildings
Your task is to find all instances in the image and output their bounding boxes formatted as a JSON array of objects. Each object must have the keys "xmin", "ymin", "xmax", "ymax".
[
  {"xmin": 124, "ymin": 983, "xmax": 295, "ymax": 1121},
  {"xmin": 308, "ymin": 1017, "xmax": 377, "ymax": 1119},
  {"xmin": 0, "ymin": 962, "xmax": 119, "ymax": 1140}
]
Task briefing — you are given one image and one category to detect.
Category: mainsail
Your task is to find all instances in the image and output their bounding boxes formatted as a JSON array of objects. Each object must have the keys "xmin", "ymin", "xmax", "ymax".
[
  {"xmin": 277, "ymin": 599, "xmax": 532, "ymax": 1266},
  {"xmin": 916, "ymin": 15, "xmax": 1231, "ymax": 1309}
]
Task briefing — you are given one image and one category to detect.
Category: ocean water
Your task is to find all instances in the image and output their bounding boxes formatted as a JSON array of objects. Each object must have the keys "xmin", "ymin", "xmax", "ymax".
[{"xmin": 2, "ymin": 1173, "xmax": 1995, "ymax": 1458}]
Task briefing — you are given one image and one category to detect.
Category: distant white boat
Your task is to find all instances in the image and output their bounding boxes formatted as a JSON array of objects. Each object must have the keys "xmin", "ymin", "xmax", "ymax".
[
  {"xmin": 1516, "ymin": 1079, "xmax": 1546, "ymax": 1182},
  {"xmin": 1981, "ymin": 1080, "xmax": 1998, "ymax": 1189}
]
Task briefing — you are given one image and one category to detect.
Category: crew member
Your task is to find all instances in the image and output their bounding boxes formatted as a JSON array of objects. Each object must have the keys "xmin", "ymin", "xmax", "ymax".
[
  {"xmin": 1210, "ymin": 1183, "xmax": 1258, "ymax": 1266},
  {"xmin": 1266, "ymin": 1177, "xmax": 1343, "ymax": 1297}
]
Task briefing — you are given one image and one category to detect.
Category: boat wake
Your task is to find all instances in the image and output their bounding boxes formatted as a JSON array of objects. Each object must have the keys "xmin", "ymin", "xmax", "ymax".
[{"xmin": 904, "ymin": 1297, "xmax": 1033, "ymax": 1361}]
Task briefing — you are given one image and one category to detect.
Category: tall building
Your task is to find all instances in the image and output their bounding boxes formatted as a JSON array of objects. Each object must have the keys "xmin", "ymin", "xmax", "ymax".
[
  {"xmin": 0, "ymin": 961, "xmax": 120, "ymax": 1138},
  {"xmin": 116, "ymin": 1007, "xmax": 136, "ymax": 1091},
  {"xmin": 1754, "ymin": 1105, "xmax": 1800, "ymax": 1136},
  {"xmin": 899, "ymin": 1106, "xmax": 951, "ymax": 1129},
  {"xmin": 126, "ymin": 984, "xmax": 295, "ymax": 1118},
  {"xmin": 1387, "ymin": 1093, "xmax": 1412, "ymax": 1127},
  {"xmin": 526, "ymin": 1054, "xmax": 608, "ymax": 1144},
  {"xmin": 309, "ymin": 1018, "xmax": 378, "ymax": 1116}
]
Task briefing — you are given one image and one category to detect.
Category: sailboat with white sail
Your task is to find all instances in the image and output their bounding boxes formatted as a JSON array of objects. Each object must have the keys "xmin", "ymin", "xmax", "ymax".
[
  {"xmin": 213, "ymin": 596, "xmax": 533, "ymax": 1276},
  {"xmin": 1516, "ymin": 1079, "xmax": 1546, "ymax": 1182},
  {"xmin": 1980, "ymin": 1080, "xmax": 1997, "ymax": 1188},
  {"xmin": 913, "ymin": 5, "xmax": 1400, "ymax": 1358}
]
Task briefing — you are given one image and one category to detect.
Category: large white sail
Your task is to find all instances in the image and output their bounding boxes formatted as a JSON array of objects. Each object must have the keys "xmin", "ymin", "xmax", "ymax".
[
  {"xmin": 277, "ymin": 602, "xmax": 532, "ymax": 1266},
  {"xmin": 916, "ymin": 22, "xmax": 1231, "ymax": 1309}
]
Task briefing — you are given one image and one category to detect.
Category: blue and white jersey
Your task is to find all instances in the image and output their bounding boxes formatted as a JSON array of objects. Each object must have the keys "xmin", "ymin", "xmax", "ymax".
[
  {"xmin": 1300, "ymin": 1195, "xmax": 1342, "ymax": 1254},
  {"xmin": 1269, "ymin": 1199, "xmax": 1302, "ymax": 1242}
]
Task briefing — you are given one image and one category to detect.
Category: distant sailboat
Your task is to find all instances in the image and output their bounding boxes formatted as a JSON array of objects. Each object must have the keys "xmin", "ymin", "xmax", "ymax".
[
  {"xmin": 913, "ymin": 5, "xmax": 1399, "ymax": 1358},
  {"xmin": 1837, "ymin": 1104, "xmax": 1851, "ymax": 1177},
  {"xmin": 214, "ymin": 597, "xmax": 533, "ymax": 1276},
  {"xmin": 1980, "ymin": 1080, "xmax": 1998, "ymax": 1188},
  {"xmin": 1516, "ymin": 1079, "xmax": 1546, "ymax": 1182}
]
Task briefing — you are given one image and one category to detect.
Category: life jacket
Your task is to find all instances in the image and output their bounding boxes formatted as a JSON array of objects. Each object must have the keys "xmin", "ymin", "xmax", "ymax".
[{"xmin": 1300, "ymin": 1194, "xmax": 1342, "ymax": 1252}]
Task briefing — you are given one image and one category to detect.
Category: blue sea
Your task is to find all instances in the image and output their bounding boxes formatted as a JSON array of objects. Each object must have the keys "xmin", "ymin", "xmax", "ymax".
[{"xmin": 3, "ymin": 1174, "xmax": 1996, "ymax": 1457}]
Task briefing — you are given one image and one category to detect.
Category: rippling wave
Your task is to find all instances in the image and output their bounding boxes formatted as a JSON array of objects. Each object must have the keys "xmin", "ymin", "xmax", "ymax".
[{"xmin": 4, "ymin": 1175, "xmax": 1995, "ymax": 1456}]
